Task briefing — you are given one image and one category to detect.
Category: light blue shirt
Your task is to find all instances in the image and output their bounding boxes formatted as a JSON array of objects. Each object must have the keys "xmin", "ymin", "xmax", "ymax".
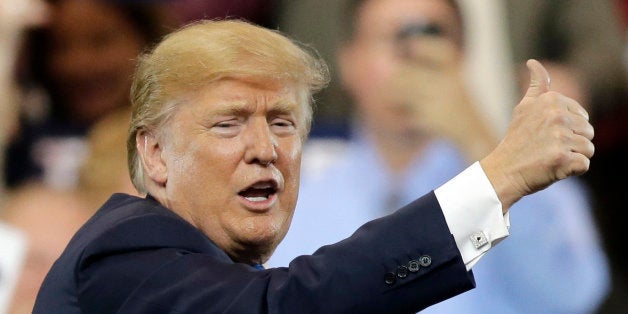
[{"xmin": 268, "ymin": 133, "xmax": 610, "ymax": 313}]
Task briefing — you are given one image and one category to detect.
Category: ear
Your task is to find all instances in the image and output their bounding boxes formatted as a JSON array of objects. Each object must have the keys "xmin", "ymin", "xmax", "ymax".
[{"xmin": 136, "ymin": 130, "xmax": 168, "ymax": 186}]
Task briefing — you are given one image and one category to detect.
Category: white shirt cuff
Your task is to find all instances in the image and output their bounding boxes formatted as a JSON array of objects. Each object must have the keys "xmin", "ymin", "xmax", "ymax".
[{"xmin": 434, "ymin": 161, "xmax": 510, "ymax": 270}]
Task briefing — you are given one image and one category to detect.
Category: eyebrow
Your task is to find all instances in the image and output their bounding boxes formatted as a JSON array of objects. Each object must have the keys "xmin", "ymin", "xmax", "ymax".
[
  {"xmin": 209, "ymin": 100, "xmax": 252, "ymax": 117},
  {"xmin": 268, "ymin": 100, "xmax": 300, "ymax": 117},
  {"xmin": 209, "ymin": 99, "xmax": 300, "ymax": 117}
]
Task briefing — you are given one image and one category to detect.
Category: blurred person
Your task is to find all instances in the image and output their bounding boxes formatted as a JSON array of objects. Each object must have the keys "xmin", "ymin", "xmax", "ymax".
[
  {"xmin": 454, "ymin": 0, "xmax": 626, "ymax": 132},
  {"xmin": 4, "ymin": 0, "xmax": 175, "ymax": 190},
  {"xmin": 584, "ymin": 2, "xmax": 628, "ymax": 313},
  {"xmin": 0, "ymin": 1, "xmax": 48, "ymax": 311},
  {"xmin": 459, "ymin": 0, "xmax": 628, "ymax": 312},
  {"xmin": 268, "ymin": 0, "xmax": 610, "ymax": 313},
  {"xmin": 0, "ymin": 183, "xmax": 90, "ymax": 314},
  {"xmin": 2, "ymin": 98, "xmax": 137, "ymax": 314},
  {"xmin": 32, "ymin": 19, "xmax": 597, "ymax": 313},
  {"xmin": 275, "ymin": 0, "xmax": 626, "ymax": 134},
  {"xmin": 505, "ymin": 2, "xmax": 628, "ymax": 312}
]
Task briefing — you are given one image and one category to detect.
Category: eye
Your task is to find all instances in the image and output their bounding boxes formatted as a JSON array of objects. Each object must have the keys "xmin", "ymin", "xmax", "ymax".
[
  {"xmin": 215, "ymin": 121, "xmax": 238, "ymax": 128},
  {"xmin": 270, "ymin": 118, "xmax": 296, "ymax": 134},
  {"xmin": 271, "ymin": 119, "xmax": 293, "ymax": 127},
  {"xmin": 211, "ymin": 119, "xmax": 242, "ymax": 137}
]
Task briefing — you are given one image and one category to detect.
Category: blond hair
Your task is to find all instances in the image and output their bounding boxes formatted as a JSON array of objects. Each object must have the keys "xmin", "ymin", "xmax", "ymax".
[{"xmin": 127, "ymin": 19, "xmax": 329, "ymax": 193}]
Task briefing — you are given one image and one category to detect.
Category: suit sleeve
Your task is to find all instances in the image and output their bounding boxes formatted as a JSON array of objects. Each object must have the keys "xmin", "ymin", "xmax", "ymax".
[{"xmin": 78, "ymin": 192, "xmax": 474, "ymax": 314}]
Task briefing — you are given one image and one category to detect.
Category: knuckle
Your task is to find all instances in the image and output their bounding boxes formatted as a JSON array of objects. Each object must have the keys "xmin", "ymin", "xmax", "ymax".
[
  {"xmin": 547, "ymin": 109, "xmax": 570, "ymax": 127},
  {"xmin": 571, "ymin": 156, "xmax": 590, "ymax": 175},
  {"xmin": 550, "ymin": 149, "xmax": 570, "ymax": 168},
  {"xmin": 574, "ymin": 137, "xmax": 595, "ymax": 158},
  {"xmin": 551, "ymin": 128, "xmax": 571, "ymax": 145}
]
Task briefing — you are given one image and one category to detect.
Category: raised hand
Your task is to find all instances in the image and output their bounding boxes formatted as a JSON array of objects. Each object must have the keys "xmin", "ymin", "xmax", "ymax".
[
  {"xmin": 382, "ymin": 36, "xmax": 499, "ymax": 161},
  {"xmin": 481, "ymin": 59, "xmax": 594, "ymax": 211}
]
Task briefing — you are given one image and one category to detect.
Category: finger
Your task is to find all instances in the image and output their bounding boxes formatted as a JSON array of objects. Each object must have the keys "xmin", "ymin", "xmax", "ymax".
[
  {"xmin": 524, "ymin": 59, "xmax": 551, "ymax": 98},
  {"xmin": 569, "ymin": 112, "xmax": 595, "ymax": 140},
  {"xmin": 566, "ymin": 151, "xmax": 591, "ymax": 176},
  {"xmin": 570, "ymin": 133, "xmax": 595, "ymax": 159},
  {"xmin": 565, "ymin": 97, "xmax": 590, "ymax": 121}
]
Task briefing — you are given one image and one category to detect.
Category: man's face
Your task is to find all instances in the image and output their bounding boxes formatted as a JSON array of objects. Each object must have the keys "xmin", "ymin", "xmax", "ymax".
[
  {"xmin": 159, "ymin": 78, "xmax": 306, "ymax": 263},
  {"xmin": 339, "ymin": 0, "xmax": 461, "ymax": 136}
]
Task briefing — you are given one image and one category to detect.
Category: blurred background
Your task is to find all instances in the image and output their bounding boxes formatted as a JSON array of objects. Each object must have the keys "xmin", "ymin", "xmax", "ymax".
[{"xmin": 0, "ymin": 0, "xmax": 626, "ymax": 313}]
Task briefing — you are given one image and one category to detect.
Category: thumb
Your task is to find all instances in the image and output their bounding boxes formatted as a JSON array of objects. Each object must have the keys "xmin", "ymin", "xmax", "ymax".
[{"xmin": 524, "ymin": 59, "xmax": 551, "ymax": 98}]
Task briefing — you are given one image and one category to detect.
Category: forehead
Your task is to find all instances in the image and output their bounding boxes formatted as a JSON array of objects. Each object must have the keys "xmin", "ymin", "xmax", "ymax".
[
  {"xmin": 355, "ymin": 0, "xmax": 458, "ymax": 37},
  {"xmin": 187, "ymin": 78, "xmax": 306, "ymax": 113}
]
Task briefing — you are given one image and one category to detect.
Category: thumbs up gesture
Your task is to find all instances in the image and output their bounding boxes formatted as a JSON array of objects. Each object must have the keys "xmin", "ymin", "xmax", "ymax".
[{"xmin": 481, "ymin": 59, "xmax": 594, "ymax": 211}]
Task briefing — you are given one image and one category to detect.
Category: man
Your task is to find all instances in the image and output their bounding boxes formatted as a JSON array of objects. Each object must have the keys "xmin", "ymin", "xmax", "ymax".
[
  {"xmin": 269, "ymin": 0, "xmax": 609, "ymax": 312},
  {"xmin": 34, "ymin": 19, "xmax": 594, "ymax": 313}
]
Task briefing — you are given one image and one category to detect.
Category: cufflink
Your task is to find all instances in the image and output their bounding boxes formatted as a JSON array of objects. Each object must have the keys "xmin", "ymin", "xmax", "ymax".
[{"xmin": 470, "ymin": 231, "xmax": 489, "ymax": 249}]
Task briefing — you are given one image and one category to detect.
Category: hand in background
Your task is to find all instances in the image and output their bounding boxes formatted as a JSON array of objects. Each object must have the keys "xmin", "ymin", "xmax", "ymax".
[
  {"xmin": 383, "ymin": 36, "xmax": 499, "ymax": 161},
  {"xmin": 481, "ymin": 59, "xmax": 594, "ymax": 211}
]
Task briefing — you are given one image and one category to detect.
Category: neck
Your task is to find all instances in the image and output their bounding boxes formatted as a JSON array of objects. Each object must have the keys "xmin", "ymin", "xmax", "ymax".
[{"xmin": 229, "ymin": 244, "xmax": 273, "ymax": 265}]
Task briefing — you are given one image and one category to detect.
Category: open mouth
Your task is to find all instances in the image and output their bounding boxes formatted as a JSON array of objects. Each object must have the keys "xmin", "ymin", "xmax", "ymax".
[{"xmin": 238, "ymin": 180, "xmax": 278, "ymax": 202}]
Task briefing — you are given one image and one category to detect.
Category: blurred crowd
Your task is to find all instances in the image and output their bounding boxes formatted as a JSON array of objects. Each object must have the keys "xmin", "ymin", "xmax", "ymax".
[{"xmin": 0, "ymin": 0, "xmax": 626, "ymax": 313}]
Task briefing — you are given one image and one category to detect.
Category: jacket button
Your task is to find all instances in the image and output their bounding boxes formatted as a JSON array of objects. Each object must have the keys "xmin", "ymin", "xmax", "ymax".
[
  {"xmin": 419, "ymin": 255, "xmax": 432, "ymax": 267},
  {"xmin": 397, "ymin": 265, "xmax": 409, "ymax": 278},
  {"xmin": 408, "ymin": 260, "xmax": 420, "ymax": 272},
  {"xmin": 384, "ymin": 272, "xmax": 396, "ymax": 285}
]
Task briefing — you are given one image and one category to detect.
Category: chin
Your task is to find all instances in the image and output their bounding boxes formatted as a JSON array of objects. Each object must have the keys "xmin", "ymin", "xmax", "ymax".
[
  {"xmin": 242, "ymin": 230, "xmax": 281, "ymax": 249},
  {"xmin": 234, "ymin": 216, "xmax": 287, "ymax": 251}
]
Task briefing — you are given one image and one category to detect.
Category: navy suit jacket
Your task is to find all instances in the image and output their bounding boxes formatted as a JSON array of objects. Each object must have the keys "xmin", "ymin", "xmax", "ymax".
[{"xmin": 33, "ymin": 193, "xmax": 474, "ymax": 313}]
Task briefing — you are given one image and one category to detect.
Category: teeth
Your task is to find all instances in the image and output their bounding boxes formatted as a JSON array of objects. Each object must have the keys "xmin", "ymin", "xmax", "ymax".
[{"xmin": 245, "ymin": 196, "xmax": 268, "ymax": 202}]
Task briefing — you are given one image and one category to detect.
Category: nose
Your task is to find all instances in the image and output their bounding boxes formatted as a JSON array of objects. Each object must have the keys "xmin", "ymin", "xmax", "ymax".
[{"xmin": 243, "ymin": 119, "xmax": 278, "ymax": 166}]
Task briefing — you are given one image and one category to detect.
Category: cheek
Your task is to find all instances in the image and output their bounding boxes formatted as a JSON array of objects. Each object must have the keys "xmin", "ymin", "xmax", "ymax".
[
  {"xmin": 353, "ymin": 54, "xmax": 396, "ymax": 100},
  {"xmin": 282, "ymin": 138, "xmax": 302, "ymax": 174},
  {"xmin": 169, "ymin": 141, "xmax": 230, "ymax": 187},
  {"xmin": 286, "ymin": 139, "xmax": 303, "ymax": 165},
  {"xmin": 279, "ymin": 140, "xmax": 302, "ymax": 204}
]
